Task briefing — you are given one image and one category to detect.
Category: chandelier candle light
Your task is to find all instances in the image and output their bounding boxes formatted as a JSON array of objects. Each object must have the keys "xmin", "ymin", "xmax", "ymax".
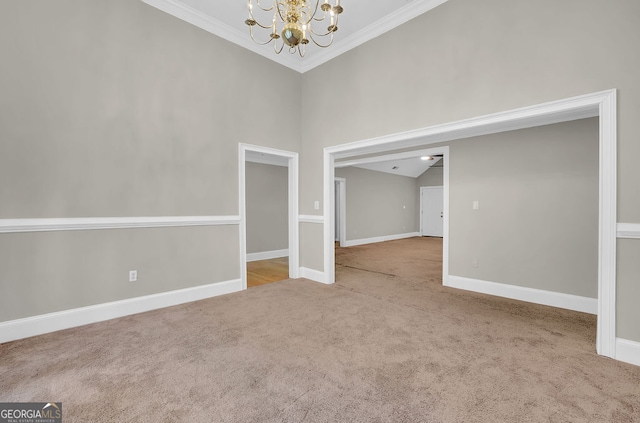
[{"xmin": 245, "ymin": 0, "xmax": 344, "ymax": 56}]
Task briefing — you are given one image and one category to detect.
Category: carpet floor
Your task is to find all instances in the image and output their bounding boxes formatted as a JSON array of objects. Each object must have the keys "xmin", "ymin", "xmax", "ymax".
[{"xmin": 1, "ymin": 237, "xmax": 639, "ymax": 422}]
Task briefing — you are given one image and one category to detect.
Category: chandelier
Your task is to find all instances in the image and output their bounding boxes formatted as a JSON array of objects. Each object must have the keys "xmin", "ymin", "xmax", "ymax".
[{"xmin": 245, "ymin": 0, "xmax": 344, "ymax": 57}]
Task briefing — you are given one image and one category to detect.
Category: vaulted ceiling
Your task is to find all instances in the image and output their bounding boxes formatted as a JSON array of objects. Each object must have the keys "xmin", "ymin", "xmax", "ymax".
[{"xmin": 142, "ymin": 0, "xmax": 448, "ymax": 73}]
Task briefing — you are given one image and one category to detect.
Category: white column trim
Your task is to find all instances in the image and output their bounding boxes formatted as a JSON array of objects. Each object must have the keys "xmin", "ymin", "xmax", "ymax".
[
  {"xmin": 0, "ymin": 216, "xmax": 240, "ymax": 233},
  {"xmin": 597, "ymin": 89, "xmax": 617, "ymax": 358}
]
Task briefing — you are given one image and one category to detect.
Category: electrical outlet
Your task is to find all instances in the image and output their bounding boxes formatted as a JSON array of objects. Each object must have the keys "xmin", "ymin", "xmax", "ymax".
[
  {"xmin": 129, "ymin": 270, "xmax": 138, "ymax": 282},
  {"xmin": 314, "ymin": 200, "xmax": 320, "ymax": 210},
  {"xmin": 472, "ymin": 258, "xmax": 479, "ymax": 268},
  {"xmin": 473, "ymin": 201, "xmax": 479, "ymax": 210}
]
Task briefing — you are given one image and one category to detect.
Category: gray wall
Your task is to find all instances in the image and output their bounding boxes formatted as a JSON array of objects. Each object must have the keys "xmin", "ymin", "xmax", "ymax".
[
  {"xmin": 299, "ymin": 0, "xmax": 640, "ymax": 342},
  {"xmin": 246, "ymin": 162, "xmax": 288, "ymax": 254},
  {"xmin": 417, "ymin": 166, "xmax": 444, "ymax": 188},
  {"xmin": 2, "ymin": 0, "xmax": 639, "ymax": 344},
  {"xmin": 0, "ymin": 0, "xmax": 300, "ymax": 321},
  {"xmin": 449, "ymin": 119, "xmax": 598, "ymax": 298},
  {"xmin": 335, "ymin": 167, "xmax": 418, "ymax": 241}
]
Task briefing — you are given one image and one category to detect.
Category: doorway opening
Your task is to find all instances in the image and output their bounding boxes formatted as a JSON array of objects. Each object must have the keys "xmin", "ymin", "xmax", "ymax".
[
  {"xmin": 239, "ymin": 144, "xmax": 299, "ymax": 290},
  {"xmin": 420, "ymin": 186, "xmax": 444, "ymax": 238},
  {"xmin": 323, "ymin": 90, "xmax": 617, "ymax": 358}
]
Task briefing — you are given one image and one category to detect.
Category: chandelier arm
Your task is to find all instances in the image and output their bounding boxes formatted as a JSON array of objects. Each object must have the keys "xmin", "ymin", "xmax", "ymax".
[
  {"xmin": 247, "ymin": 6, "xmax": 276, "ymax": 29},
  {"xmin": 309, "ymin": 26, "xmax": 334, "ymax": 38},
  {"xmin": 251, "ymin": 19, "xmax": 277, "ymax": 30},
  {"xmin": 274, "ymin": 40, "xmax": 284, "ymax": 54},
  {"xmin": 255, "ymin": 0, "xmax": 276, "ymax": 12},
  {"xmin": 245, "ymin": 0, "xmax": 341, "ymax": 54},
  {"xmin": 302, "ymin": 0, "xmax": 321, "ymax": 25},
  {"xmin": 249, "ymin": 27, "xmax": 276, "ymax": 45},
  {"xmin": 276, "ymin": 1, "xmax": 286, "ymax": 22},
  {"xmin": 308, "ymin": 31, "xmax": 334, "ymax": 48}
]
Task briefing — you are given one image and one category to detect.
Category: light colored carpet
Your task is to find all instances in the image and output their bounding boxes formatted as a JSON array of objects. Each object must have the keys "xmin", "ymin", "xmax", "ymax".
[{"xmin": 1, "ymin": 237, "xmax": 639, "ymax": 422}]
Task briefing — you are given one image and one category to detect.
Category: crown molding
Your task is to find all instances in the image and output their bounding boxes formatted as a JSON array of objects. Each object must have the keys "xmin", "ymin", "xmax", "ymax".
[
  {"xmin": 141, "ymin": 0, "xmax": 304, "ymax": 72},
  {"xmin": 141, "ymin": 0, "xmax": 450, "ymax": 74},
  {"xmin": 299, "ymin": 0, "xmax": 449, "ymax": 73}
]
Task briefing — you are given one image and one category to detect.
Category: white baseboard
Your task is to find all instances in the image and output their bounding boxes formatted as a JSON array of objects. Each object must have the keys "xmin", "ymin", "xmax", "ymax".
[
  {"xmin": 616, "ymin": 338, "xmax": 640, "ymax": 367},
  {"xmin": 344, "ymin": 232, "xmax": 421, "ymax": 247},
  {"xmin": 246, "ymin": 249, "xmax": 289, "ymax": 262},
  {"xmin": 0, "ymin": 279, "xmax": 242, "ymax": 344},
  {"xmin": 299, "ymin": 267, "xmax": 329, "ymax": 284},
  {"xmin": 446, "ymin": 275, "xmax": 597, "ymax": 315}
]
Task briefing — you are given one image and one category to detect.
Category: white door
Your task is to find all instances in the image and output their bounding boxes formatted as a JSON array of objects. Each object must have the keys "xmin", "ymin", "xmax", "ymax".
[{"xmin": 420, "ymin": 186, "xmax": 443, "ymax": 237}]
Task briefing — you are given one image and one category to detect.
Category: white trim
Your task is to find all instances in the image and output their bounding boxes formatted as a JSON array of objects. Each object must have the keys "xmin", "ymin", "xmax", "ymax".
[
  {"xmin": 0, "ymin": 216, "xmax": 240, "ymax": 233},
  {"xmin": 299, "ymin": 267, "xmax": 328, "ymax": 284},
  {"xmin": 597, "ymin": 90, "xmax": 617, "ymax": 358},
  {"xmin": 615, "ymin": 338, "xmax": 640, "ymax": 367},
  {"xmin": 298, "ymin": 215, "xmax": 325, "ymax": 224},
  {"xmin": 323, "ymin": 89, "xmax": 617, "ymax": 358},
  {"xmin": 335, "ymin": 148, "xmax": 443, "ymax": 168},
  {"xmin": 141, "ymin": 0, "xmax": 449, "ymax": 74},
  {"xmin": 324, "ymin": 148, "xmax": 336, "ymax": 284},
  {"xmin": 296, "ymin": 0, "xmax": 449, "ymax": 73},
  {"xmin": 344, "ymin": 232, "xmax": 421, "ymax": 248},
  {"xmin": 0, "ymin": 279, "xmax": 241, "ymax": 344},
  {"xmin": 447, "ymin": 276, "xmax": 598, "ymax": 315},
  {"xmin": 246, "ymin": 151, "xmax": 289, "ymax": 167},
  {"xmin": 327, "ymin": 91, "xmax": 606, "ymax": 160},
  {"xmin": 246, "ymin": 249, "xmax": 289, "ymax": 262},
  {"xmin": 141, "ymin": 0, "xmax": 302, "ymax": 72},
  {"xmin": 335, "ymin": 177, "xmax": 347, "ymax": 246},
  {"xmin": 617, "ymin": 223, "xmax": 640, "ymax": 239},
  {"xmin": 239, "ymin": 143, "xmax": 299, "ymax": 291}
]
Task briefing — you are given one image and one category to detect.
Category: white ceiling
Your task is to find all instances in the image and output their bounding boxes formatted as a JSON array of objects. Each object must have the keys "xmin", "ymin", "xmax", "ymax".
[
  {"xmin": 142, "ymin": 0, "xmax": 449, "ymax": 73},
  {"xmin": 336, "ymin": 150, "xmax": 442, "ymax": 178}
]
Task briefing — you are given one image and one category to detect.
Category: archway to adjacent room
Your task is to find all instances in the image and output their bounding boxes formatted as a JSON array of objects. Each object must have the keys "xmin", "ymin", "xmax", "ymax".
[
  {"xmin": 239, "ymin": 144, "xmax": 299, "ymax": 290},
  {"xmin": 323, "ymin": 90, "xmax": 617, "ymax": 358}
]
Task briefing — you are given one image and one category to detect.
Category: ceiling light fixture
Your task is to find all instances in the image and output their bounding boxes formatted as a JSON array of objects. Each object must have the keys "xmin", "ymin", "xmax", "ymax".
[
  {"xmin": 421, "ymin": 156, "xmax": 434, "ymax": 161},
  {"xmin": 245, "ymin": 0, "xmax": 344, "ymax": 57}
]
